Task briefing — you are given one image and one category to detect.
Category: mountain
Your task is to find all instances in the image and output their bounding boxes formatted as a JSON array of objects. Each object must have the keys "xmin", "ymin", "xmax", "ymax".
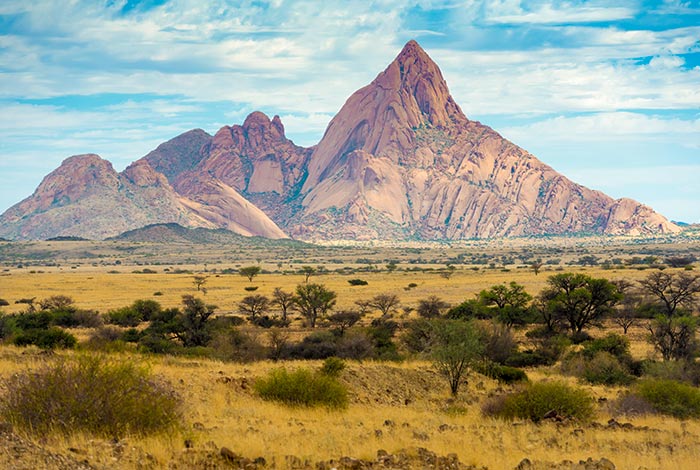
[
  {"xmin": 0, "ymin": 154, "xmax": 287, "ymax": 240},
  {"xmin": 0, "ymin": 40, "xmax": 680, "ymax": 241},
  {"xmin": 288, "ymin": 40, "xmax": 679, "ymax": 239},
  {"xmin": 109, "ymin": 223, "xmax": 310, "ymax": 247}
]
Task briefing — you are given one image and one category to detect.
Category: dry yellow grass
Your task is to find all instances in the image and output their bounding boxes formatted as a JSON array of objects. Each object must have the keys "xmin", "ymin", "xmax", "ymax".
[
  {"xmin": 0, "ymin": 264, "xmax": 671, "ymax": 315},
  {"xmin": 1, "ymin": 348, "xmax": 699, "ymax": 469},
  {"xmin": 1, "ymin": 238, "xmax": 699, "ymax": 468}
]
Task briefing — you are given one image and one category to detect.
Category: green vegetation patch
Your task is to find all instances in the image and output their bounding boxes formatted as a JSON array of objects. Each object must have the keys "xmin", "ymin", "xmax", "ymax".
[
  {"xmin": 484, "ymin": 381, "xmax": 594, "ymax": 422},
  {"xmin": 628, "ymin": 379, "xmax": 700, "ymax": 419},
  {"xmin": 254, "ymin": 366, "xmax": 348, "ymax": 409},
  {"xmin": 0, "ymin": 354, "xmax": 182, "ymax": 436}
]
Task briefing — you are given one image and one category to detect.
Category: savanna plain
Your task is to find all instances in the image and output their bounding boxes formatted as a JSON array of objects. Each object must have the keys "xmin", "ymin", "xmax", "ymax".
[{"xmin": 1, "ymin": 232, "xmax": 700, "ymax": 470}]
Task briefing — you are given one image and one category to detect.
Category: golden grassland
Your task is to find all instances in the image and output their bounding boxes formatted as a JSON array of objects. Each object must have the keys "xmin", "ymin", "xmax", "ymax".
[
  {"xmin": 1, "ymin": 237, "xmax": 700, "ymax": 468},
  {"xmin": 0, "ymin": 264, "xmax": 670, "ymax": 315},
  {"xmin": 1, "ymin": 347, "xmax": 700, "ymax": 469}
]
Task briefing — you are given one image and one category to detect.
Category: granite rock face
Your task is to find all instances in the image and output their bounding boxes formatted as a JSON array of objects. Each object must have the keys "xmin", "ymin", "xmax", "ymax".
[{"xmin": 0, "ymin": 40, "xmax": 679, "ymax": 241}]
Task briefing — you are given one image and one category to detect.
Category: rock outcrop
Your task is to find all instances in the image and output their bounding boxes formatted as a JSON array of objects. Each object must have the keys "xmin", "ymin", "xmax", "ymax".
[
  {"xmin": 285, "ymin": 40, "xmax": 679, "ymax": 239},
  {"xmin": 0, "ymin": 153, "xmax": 286, "ymax": 240},
  {"xmin": 0, "ymin": 40, "xmax": 680, "ymax": 241}
]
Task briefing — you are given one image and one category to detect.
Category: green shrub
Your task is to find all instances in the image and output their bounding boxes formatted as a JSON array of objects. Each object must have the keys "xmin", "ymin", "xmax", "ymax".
[
  {"xmin": 0, "ymin": 299, "xmax": 9, "ymax": 306},
  {"xmin": 580, "ymin": 352, "xmax": 634, "ymax": 386},
  {"xmin": 13, "ymin": 327, "xmax": 77, "ymax": 349},
  {"xmin": 642, "ymin": 360, "xmax": 700, "ymax": 386},
  {"xmin": 630, "ymin": 379, "xmax": 700, "ymax": 419},
  {"xmin": 347, "ymin": 279, "xmax": 368, "ymax": 286},
  {"xmin": 320, "ymin": 357, "xmax": 346, "ymax": 377},
  {"xmin": 244, "ymin": 286, "xmax": 259, "ymax": 292},
  {"xmin": 254, "ymin": 367, "xmax": 348, "ymax": 409},
  {"xmin": 105, "ymin": 307, "xmax": 142, "ymax": 327},
  {"xmin": 583, "ymin": 333, "xmax": 630, "ymax": 360},
  {"xmin": 0, "ymin": 354, "xmax": 182, "ymax": 436},
  {"xmin": 475, "ymin": 362, "xmax": 528, "ymax": 384},
  {"xmin": 131, "ymin": 299, "xmax": 162, "ymax": 321},
  {"xmin": 50, "ymin": 308, "xmax": 103, "ymax": 328},
  {"xmin": 484, "ymin": 381, "xmax": 594, "ymax": 422}
]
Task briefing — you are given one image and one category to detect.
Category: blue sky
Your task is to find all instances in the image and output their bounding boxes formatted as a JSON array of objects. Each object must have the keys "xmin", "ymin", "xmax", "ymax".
[{"xmin": 0, "ymin": 0, "xmax": 698, "ymax": 223}]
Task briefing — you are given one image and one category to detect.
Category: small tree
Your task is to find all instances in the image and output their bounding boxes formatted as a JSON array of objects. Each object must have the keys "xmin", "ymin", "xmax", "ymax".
[
  {"xmin": 440, "ymin": 264, "xmax": 456, "ymax": 280},
  {"xmin": 611, "ymin": 279, "xmax": 642, "ymax": 334},
  {"xmin": 38, "ymin": 295, "xmax": 74, "ymax": 311},
  {"xmin": 531, "ymin": 261, "xmax": 543, "ymax": 276},
  {"xmin": 300, "ymin": 266, "xmax": 316, "ymax": 283},
  {"xmin": 327, "ymin": 310, "xmax": 361, "ymax": 336},
  {"xmin": 173, "ymin": 295, "xmax": 216, "ymax": 347},
  {"xmin": 239, "ymin": 266, "xmax": 262, "ymax": 283},
  {"xmin": 538, "ymin": 273, "xmax": 621, "ymax": 334},
  {"xmin": 479, "ymin": 282, "xmax": 532, "ymax": 328},
  {"xmin": 417, "ymin": 296, "xmax": 450, "ymax": 318},
  {"xmin": 639, "ymin": 271, "xmax": 700, "ymax": 317},
  {"xmin": 271, "ymin": 288, "xmax": 295, "ymax": 322},
  {"xmin": 294, "ymin": 283, "xmax": 336, "ymax": 328},
  {"xmin": 193, "ymin": 275, "xmax": 208, "ymax": 293},
  {"xmin": 429, "ymin": 319, "xmax": 484, "ymax": 396},
  {"xmin": 368, "ymin": 293, "xmax": 400, "ymax": 317},
  {"xmin": 648, "ymin": 315, "xmax": 698, "ymax": 361},
  {"xmin": 386, "ymin": 262, "xmax": 398, "ymax": 273},
  {"xmin": 238, "ymin": 295, "xmax": 271, "ymax": 320},
  {"xmin": 268, "ymin": 328, "xmax": 290, "ymax": 361}
]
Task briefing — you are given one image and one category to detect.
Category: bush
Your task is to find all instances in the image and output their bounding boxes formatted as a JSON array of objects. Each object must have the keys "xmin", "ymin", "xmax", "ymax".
[
  {"xmin": 0, "ymin": 354, "xmax": 182, "ymax": 436},
  {"xmin": 348, "ymin": 279, "xmax": 368, "ymax": 286},
  {"xmin": 207, "ymin": 327, "xmax": 266, "ymax": 362},
  {"xmin": 50, "ymin": 308, "xmax": 103, "ymax": 328},
  {"xmin": 582, "ymin": 333, "xmax": 630, "ymax": 360},
  {"xmin": 289, "ymin": 331, "xmax": 338, "ymax": 359},
  {"xmin": 244, "ymin": 286, "xmax": 259, "ymax": 292},
  {"xmin": 105, "ymin": 307, "xmax": 142, "ymax": 327},
  {"xmin": 483, "ymin": 381, "xmax": 594, "ymax": 422},
  {"xmin": 580, "ymin": 352, "xmax": 634, "ymax": 386},
  {"xmin": 13, "ymin": 327, "xmax": 77, "ymax": 349},
  {"xmin": 628, "ymin": 379, "xmax": 700, "ymax": 419},
  {"xmin": 254, "ymin": 367, "xmax": 348, "ymax": 409},
  {"xmin": 479, "ymin": 322, "xmax": 517, "ymax": 364},
  {"xmin": 0, "ymin": 299, "xmax": 9, "ymax": 306},
  {"xmin": 642, "ymin": 360, "xmax": 700, "ymax": 386},
  {"xmin": 320, "ymin": 357, "xmax": 346, "ymax": 377},
  {"xmin": 475, "ymin": 362, "xmax": 528, "ymax": 384}
]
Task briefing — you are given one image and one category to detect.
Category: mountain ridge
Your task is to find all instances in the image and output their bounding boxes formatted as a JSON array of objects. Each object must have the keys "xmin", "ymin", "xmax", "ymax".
[{"xmin": 0, "ymin": 40, "xmax": 680, "ymax": 241}]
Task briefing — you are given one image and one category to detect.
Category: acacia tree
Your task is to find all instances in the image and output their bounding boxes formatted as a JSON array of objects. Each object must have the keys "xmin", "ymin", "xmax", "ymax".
[
  {"xmin": 293, "ymin": 283, "xmax": 336, "ymax": 328},
  {"xmin": 238, "ymin": 295, "xmax": 270, "ymax": 320},
  {"xmin": 611, "ymin": 279, "xmax": 643, "ymax": 334},
  {"xmin": 639, "ymin": 272, "xmax": 700, "ymax": 361},
  {"xmin": 429, "ymin": 319, "xmax": 484, "ymax": 396},
  {"xmin": 539, "ymin": 273, "xmax": 621, "ymax": 334},
  {"xmin": 300, "ymin": 266, "xmax": 316, "ymax": 283},
  {"xmin": 193, "ymin": 275, "xmax": 208, "ymax": 293},
  {"xmin": 271, "ymin": 287, "xmax": 295, "ymax": 322},
  {"xmin": 648, "ymin": 315, "xmax": 697, "ymax": 361},
  {"xmin": 368, "ymin": 293, "xmax": 401, "ymax": 317},
  {"xmin": 327, "ymin": 310, "xmax": 362, "ymax": 336},
  {"xmin": 638, "ymin": 271, "xmax": 700, "ymax": 317},
  {"xmin": 479, "ymin": 282, "xmax": 532, "ymax": 328},
  {"xmin": 417, "ymin": 296, "xmax": 450, "ymax": 318},
  {"xmin": 239, "ymin": 266, "xmax": 261, "ymax": 283},
  {"xmin": 173, "ymin": 295, "xmax": 216, "ymax": 347}
]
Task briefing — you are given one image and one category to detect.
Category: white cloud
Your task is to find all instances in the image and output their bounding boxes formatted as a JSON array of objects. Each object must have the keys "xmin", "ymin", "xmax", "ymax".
[
  {"xmin": 486, "ymin": 4, "xmax": 636, "ymax": 24},
  {"xmin": 499, "ymin": 112, "xmax": 700, "ymax": 144}
]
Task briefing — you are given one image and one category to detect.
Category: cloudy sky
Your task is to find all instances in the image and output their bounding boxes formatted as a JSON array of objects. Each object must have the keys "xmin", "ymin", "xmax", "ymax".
[{"xmin": 1, "ymin": 0, "xmax": 698, "ymax": 222}]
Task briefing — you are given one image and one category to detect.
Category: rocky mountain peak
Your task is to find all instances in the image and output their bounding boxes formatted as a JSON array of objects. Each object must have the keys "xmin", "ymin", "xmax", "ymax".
[{"xmin": 303, "ymin": 40, "xmax": 466, "ymax": 190}]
